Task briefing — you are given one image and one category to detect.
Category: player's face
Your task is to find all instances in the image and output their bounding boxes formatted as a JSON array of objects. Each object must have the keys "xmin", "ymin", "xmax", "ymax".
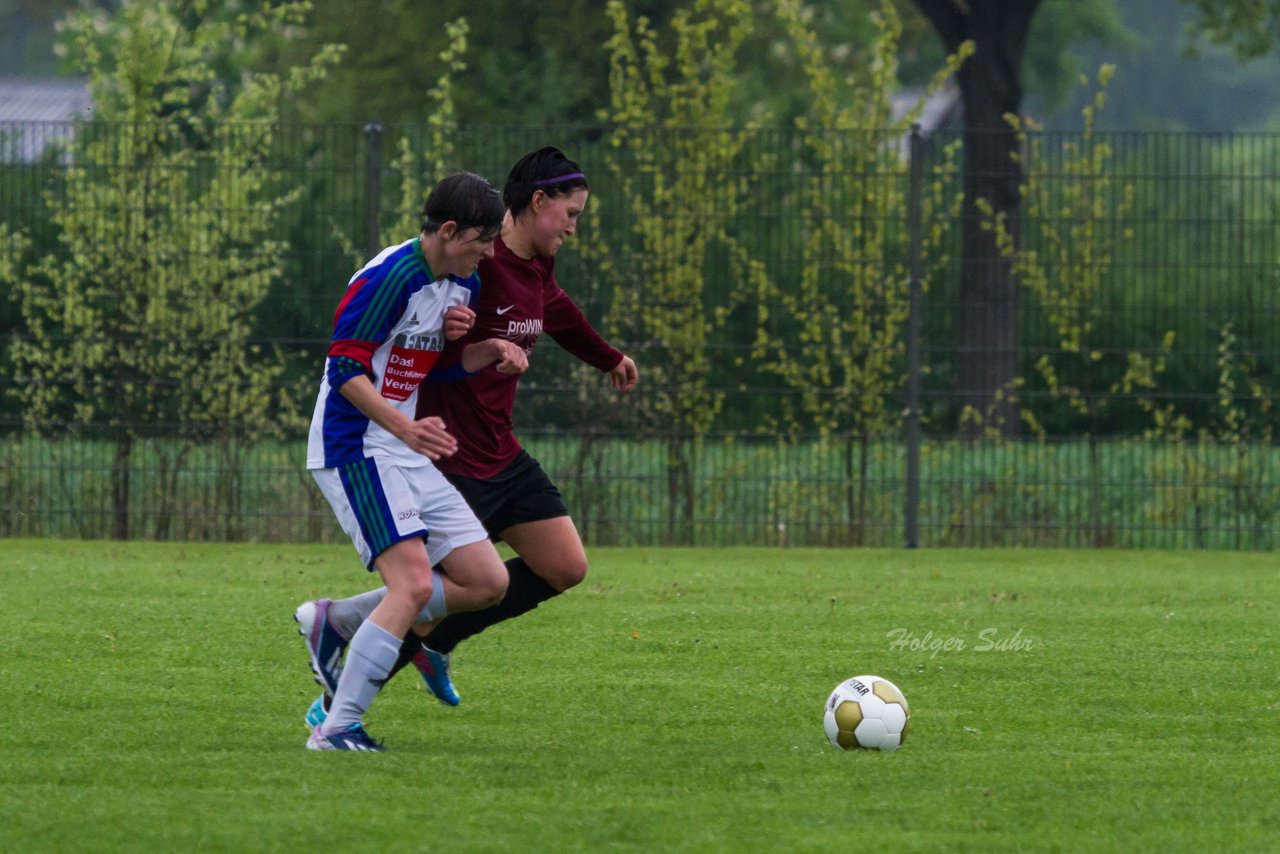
[
  {"xmin": 442, "ymin": 226, "xmax": 498, "ymax": 276},
  {"xmin": 529, "ymin": 188, "xmax": 588, "ymax": 258}
]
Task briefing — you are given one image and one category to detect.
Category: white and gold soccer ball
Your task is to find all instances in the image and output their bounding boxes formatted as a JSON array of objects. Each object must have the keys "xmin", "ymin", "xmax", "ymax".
[{"xmin": 823, "ymin": 675, "xmax": 911, "ymax": 751}]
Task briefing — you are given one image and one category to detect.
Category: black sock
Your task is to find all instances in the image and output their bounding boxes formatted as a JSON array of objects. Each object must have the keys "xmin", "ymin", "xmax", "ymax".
[
  {"xmin": 425, "ymin": 556, "xmax": 559, "ymax": 654},
  {"xmin": 386, "ymin": 630, "xmax": 423, "ymax": 681}
]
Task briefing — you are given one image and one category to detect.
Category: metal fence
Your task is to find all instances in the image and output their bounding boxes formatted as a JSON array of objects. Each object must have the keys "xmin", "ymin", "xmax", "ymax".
[{"xmin": 1, "ymin": 121, "xmax": 1277, "ymax": 549}]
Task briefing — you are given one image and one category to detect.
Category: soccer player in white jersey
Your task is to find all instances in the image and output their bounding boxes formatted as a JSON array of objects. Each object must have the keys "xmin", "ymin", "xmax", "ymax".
[
  {"xmin": 300, "ymin": 171, "xmax": 528, "ymax": 751},
  {"xmin": 297, "ymin": 149, "xmax": 637, "ymax": 729}
]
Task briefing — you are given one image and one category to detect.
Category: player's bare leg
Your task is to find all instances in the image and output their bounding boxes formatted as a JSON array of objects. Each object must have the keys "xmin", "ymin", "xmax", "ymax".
[
  {"xmin": 398, "ymin": 515, "xmax": 587, "ymax": 703},
  {"xmin": 303, "ymin": 539, "xmax": 507, "ymax": 723},
  {"xmin": 308, "ymin": 538, "xmax": 435, "ymax": 751},
  {"xmin": 501, "ymin": 515, "xmax": 588, "ymax": 592},
  {"xmin": 310, "ymin": 518, "xmax": 583, "ymax": 715}
]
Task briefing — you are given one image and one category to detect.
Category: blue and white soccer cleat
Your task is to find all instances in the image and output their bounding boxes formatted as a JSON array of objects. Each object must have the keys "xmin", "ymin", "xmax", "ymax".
[
  {"xmin": 304, "ymin": 695, "xmax": 327, "ymax": 729},
  {"xmin": 412, "ymin": 646, "xmax": 461, "ymax": 707},
  {"xmin": 306, "ymin": 723, "xmax": 385, "ymax": 752},
  {"xmin": 294, "ymin": 599, "xmax": 347, "ymax": 698}
]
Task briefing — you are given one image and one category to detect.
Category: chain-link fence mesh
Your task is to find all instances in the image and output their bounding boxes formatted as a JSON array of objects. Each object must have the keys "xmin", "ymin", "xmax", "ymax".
[{"xmin": 2, "ymin": 121, "xmax": 1276, "ymax": 547}]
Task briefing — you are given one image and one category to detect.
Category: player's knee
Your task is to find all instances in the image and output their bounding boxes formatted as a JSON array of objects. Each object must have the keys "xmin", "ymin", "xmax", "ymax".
[
  {"xmin": 548, "ymin": 555, "xmax": 588, "ymax": 592},
  {"xmin": 396, "ymin": 572, "xmax": 435, "ymax": 612},
  {"xmin": 478, "ymin": 564, "xmax": 507, "ymax": 607}
]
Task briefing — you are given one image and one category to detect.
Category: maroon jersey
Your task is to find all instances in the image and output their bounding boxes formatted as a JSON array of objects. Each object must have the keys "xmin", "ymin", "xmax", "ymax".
[{"xmin": 419, "ymin": 234, "xmax": 623, "ymax": 479}]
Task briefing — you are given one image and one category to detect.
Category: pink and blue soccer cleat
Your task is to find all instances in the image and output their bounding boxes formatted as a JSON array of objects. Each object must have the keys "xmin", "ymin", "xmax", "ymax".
[
  {"xmin": 304, "ymin": 695, "xmax": 327, "ymax": 729},
  {"xmin": 293, "ymin": 599, "xmax": 348, "ymax": 698},
  {"xmin": 413, "ymin": 647, "xmax": 460, "ymax": 707}
]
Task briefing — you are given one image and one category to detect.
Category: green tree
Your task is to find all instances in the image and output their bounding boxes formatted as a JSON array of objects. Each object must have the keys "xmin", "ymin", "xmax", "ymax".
[
  {"xmin": 327, "ymin": 17, "xmax": 470, "ymax": 267},
  {"xmin": 0, "ymin": 0, "xmax": 80, "ymax": 75},
  {"xmin": 596, "ymin": 0, "xmax": 765, "ymax": 544},
  {"xmin": 281, "ymin": 0, "xmax": 618, "ymax": 126},
  {"xmin": 906, "ymin": 0, "xmax": 1124, "ymax": 433},
  {"xmin": 1032, "ymin": 0, "xmax": 1280, "ymax": 131},
  {"xmin": 0, "ymin": 0, "xmax": 341, "ymax": 539},
  {"xmin": 264, "ymin": 1, "xmax": 983, "ymax": 126},
  {"xmin": 984, "ymin": 67, "xmax": 1174, "ymax": 544},
  {"xmin": 1144, "ymin": 324, "xmax": 1277, "ymax": 549},
  {"xmin": 1181, "ymin": 0, "xmax": 1280, "ymax": 59},
  {"xmin": 907, "ymin": 0, "xmax": 1280, "ymax": 435},
  {"xmin": 746, "ymin": 0, "xmax": 968, "ymax": 543}
]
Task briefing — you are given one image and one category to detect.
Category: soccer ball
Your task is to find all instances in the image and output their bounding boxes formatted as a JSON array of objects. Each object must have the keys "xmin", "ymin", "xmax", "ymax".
[{"xmin": 823, "ymin": 675, "xmax": 911, "ymax": 751}]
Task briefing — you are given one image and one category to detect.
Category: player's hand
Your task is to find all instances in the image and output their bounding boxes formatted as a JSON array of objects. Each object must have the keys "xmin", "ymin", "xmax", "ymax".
[
  {"xmin": 459, "ymin": 338, "xmax": 529, "ymax": 374},
  {"xmin": 608, "ymin": 355, "xmax": 638, "ymax": 393},
  {"xmin": 401, "ymin": 415, "xmax": 458, "ymax": 460},
  {"xmin": 443, "ymin": 305, "xmax": 476, "ymax": 341},
  {"xmin": 490, "ymin": 339, "xmax": 529, "ymax": 375}
]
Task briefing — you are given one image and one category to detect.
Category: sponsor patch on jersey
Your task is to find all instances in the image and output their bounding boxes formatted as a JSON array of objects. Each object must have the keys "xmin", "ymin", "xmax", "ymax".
[
  {"xmin": 381, "ymin": 344, "xmax": 439, "ymax": 401},
  {"xmin": 506, "ymin": 317, "xmax": 542, "ymax": 339}
]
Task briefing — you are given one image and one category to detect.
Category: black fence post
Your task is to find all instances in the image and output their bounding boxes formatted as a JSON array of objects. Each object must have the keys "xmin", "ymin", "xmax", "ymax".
[
  {"xmin": 364, "ymin": 121, "xmax": 383, "ymax": 259},
  {"xmin": 905, "ymin": 125, "xmax": 924, "ymax": 549}
]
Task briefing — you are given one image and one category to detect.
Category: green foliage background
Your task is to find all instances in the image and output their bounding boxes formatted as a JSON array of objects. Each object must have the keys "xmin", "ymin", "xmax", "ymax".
[
  {"xmin": 1, "ymin": 1, "xmax": 344, "ymax": 537},
  {"xmin": 1, "ymin": 0, "xmax": 1278, "ymax": 548}
]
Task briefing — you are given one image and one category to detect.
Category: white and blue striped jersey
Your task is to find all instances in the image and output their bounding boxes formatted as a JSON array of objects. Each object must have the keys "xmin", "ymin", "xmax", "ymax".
[{"xmin": 306, "ymin": 237, "xmax": 479, "ymax": 470}]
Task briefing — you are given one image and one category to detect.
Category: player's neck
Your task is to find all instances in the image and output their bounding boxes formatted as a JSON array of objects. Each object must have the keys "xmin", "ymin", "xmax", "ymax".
[
  {"xmin": 418, "ymin": 232, "xmax": 460, "ymax": 279},
  {"xmin": 500, "ymin": 220, "xmax": 538, "ymax": 260}
]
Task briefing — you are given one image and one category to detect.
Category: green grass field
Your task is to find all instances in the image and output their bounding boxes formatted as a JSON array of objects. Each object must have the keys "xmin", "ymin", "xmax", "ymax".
[{"xmin": 1, "ymin": 541, "xmax": 1276, "ymax": 851}]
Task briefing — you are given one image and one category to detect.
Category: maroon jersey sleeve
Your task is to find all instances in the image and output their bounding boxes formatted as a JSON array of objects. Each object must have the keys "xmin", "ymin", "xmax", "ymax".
[
  {"xmin": 418, "ymin": 238, "xmax": 624, "ymax": 479},
  {"xmin": 543, "ymin": 278, "xmax": 624, "ymax": 373}
]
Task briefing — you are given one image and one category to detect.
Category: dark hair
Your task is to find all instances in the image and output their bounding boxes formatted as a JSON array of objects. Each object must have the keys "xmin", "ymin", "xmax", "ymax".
[
  {"xmin": 421, "ymin": 171, "xmax": 504, "ymax": 239},
  {"xmin": 503, "ymin": 146, "xmax": 589, "ymax": 217}
]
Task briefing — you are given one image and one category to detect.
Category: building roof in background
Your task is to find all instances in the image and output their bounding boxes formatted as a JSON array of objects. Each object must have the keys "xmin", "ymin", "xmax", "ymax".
[
  {"xmin": 0, "ymin": 77, "xmax": 91, "ymax": 122},
  {"xmin": 0, "ymin": 76, "xmax": 958, "ymax": 132},
  {"xmin": 0, "ymin": 78, "xmax": 92, "ymax": 162},
  {"xmin": 890, "ymin": 82, "xmax": 960, "ymax": 134}
]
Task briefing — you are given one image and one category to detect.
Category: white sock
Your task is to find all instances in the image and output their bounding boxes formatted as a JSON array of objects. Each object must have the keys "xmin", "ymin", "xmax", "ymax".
[
  {"xmin": 320, "ymin": 619, "xmax": 400, "ymax": 734},
  {"xmin": 325, "ymin": 571, "xmax": 445, "ymax": 636},
  {"xmin": 327, "ymin": 589, "xmax": 386, "ymax": 638},
  {"xmin": 417, "ymin": 572, "xmax": 448, "ymax": 623}
]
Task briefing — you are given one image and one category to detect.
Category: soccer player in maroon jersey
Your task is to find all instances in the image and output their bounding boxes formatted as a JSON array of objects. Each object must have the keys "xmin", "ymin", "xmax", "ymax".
[{"xmin": 297, "ymin": 148, "xmax": 637, "ymax": 722}]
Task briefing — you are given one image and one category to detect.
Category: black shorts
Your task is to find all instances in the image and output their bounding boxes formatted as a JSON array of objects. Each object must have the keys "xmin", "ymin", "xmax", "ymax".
[{"xmin": 443, "ymin": 450, "xmax": 568, "ymax": 542}]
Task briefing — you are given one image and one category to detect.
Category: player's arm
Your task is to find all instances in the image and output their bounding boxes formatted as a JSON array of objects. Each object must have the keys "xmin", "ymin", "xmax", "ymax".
[
  {"xmin": 442, "ymin": 286, "xmax": 528, "ymax": 374},
  {"xmin": 322, "ymin": 264, "xmax": 460, "ymax": 458},
  {"xmin": 442, "ymin": 304, "xmax": 475, "ymax": 341},
  {"xmin": 544, "ymin": 286, "xmax": 638, "ymax": 393},
  {"xmin": 426, "ymin": 336, "xmax": 528, "ymax": 382},
  {"xmin": 335, "ymin": 373, "xmax": 458, "ymax": 460},
  {"xmin": 606, "ymin": 354, "xmax": 639, "ymax": 393},
  {"xmin": 460, "ymin": 338, "xmax": 528, "ymax": 375}
]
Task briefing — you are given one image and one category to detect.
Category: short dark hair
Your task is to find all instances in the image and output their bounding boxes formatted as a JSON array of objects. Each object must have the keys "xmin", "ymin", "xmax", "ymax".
[
  {"xmin": 421, "ymin": 171, "xmax": 504, "ymax": 239},
  {"xmin": 503, "ymin": 147, "xmax": 589, "ymax": 217}
]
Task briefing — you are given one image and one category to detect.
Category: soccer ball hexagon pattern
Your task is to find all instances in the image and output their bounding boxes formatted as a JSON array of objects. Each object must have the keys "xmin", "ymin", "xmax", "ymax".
[{"xmin": 823, "ymin": 675, "xmax": 910, "ymax": 751}]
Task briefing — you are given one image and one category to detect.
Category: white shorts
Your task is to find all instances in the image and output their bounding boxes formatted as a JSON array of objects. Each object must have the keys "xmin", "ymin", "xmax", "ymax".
[{"xmin": 311, "ymin": 456, "xmax": 488, "ymax": 570}]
